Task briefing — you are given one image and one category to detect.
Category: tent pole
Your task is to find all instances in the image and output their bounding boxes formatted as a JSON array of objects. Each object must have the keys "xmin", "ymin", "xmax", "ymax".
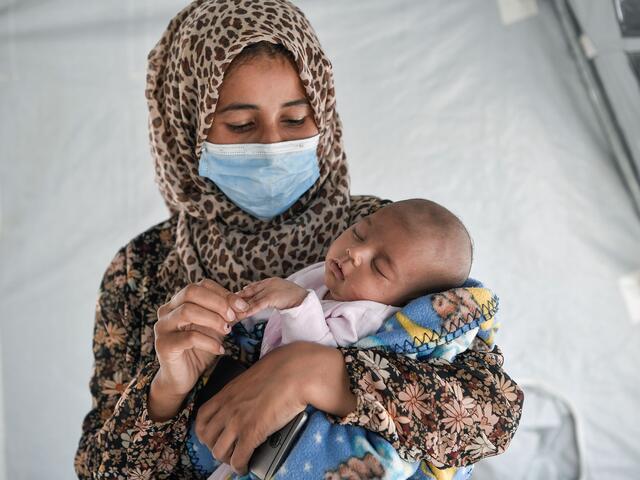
[{"xmin": 553, "ymin": 0, "xmax": 640, "ymax": 218}]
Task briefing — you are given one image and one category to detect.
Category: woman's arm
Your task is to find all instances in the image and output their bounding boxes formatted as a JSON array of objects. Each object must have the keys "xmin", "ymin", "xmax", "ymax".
[
  {"xmin": 74, "ymin": 246, "xmax": 208, "ymax": 479},
  {"xmin": 316, "ymin": 342, "xmax": 524, "ymax": 468},
  {"xmin": 198, "ymin": 340, "xmax": 510, "ymax": 477},
  {"xmin": 193, "ymin": 338, "xmax": 522, "ymax": 475}
]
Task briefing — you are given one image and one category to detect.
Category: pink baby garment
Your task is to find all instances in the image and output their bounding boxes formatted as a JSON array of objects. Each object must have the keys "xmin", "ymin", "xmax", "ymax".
[{"xmin": 259, "ymin": 261, "xmax": 400, "ymax": 357}]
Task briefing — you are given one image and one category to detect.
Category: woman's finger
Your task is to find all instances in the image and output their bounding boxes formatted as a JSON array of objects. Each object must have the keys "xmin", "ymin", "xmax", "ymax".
[
  {"xmin": 195, "ymin": 398, "xmax": 238, "ymax": 462},
  {"xmin": 166, "ymin": 283, "xmax": 237, "ymax": 323},
  {"xmin": 211, "ymin": 422, "xmax": 239, "ymax": 464},
  {"xmin": 198, "ymin": 278, "xmax": 250, "ymax": 315},
  {"xmin": 228, "ymin": 292, "xmax": 251, "ymax": 316},
  {"xmin": 229, "ymin": 435, "xmax": 257, "ymax": 475},
  {"xmin": 195, "ymin": 411, "xmax": 226, "ymax": 452},
  {"xmin": 158, "ymin": 329, "xmax": 226, "ymax": 356},
  {"xmin": 189, "ymin": 322, "xmax": 229, "ymax": 341},
  {"xmin": 160, "ymin": 302, "xmax": 231, "ymax": 337}
]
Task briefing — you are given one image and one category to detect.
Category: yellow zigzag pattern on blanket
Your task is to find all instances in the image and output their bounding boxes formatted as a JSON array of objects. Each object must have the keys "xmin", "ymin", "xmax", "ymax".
[
  {"xmin": 467, "ymin": 287, "xmax": 495, "ymax": 330},
  {"xmin": 467, "ymin": 287, "xmax": 500, "ymax": 346},
  {"xmin": 395, "ymin": 312, "xmax": 441, "ymax": 346},
  {"xmin": 395, "ymin": 287, "xmax": 498, "ymax": 349}
]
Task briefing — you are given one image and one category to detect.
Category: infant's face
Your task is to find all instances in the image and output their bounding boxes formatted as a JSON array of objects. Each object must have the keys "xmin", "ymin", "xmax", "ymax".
[{"xmin": 324, "ymin": 206, "xmax": 431, "ymax": 306}]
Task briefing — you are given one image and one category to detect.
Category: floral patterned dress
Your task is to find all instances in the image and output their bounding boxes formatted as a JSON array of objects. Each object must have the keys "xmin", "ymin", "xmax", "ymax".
[{"xmin": 74, "ymin": 214, "xmax": 524, "ymax": 479}]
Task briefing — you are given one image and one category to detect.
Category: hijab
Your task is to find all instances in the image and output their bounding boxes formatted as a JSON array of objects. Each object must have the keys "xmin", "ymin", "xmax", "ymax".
[{"xmin": 145, "ymin": 0, "xmax": 387, "ymax": 292}]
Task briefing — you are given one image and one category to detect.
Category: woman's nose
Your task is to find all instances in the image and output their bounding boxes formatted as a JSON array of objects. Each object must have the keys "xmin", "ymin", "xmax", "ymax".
[{"xmin": 258, "ymin": 125, "xmax": 284, "ymax": 144}]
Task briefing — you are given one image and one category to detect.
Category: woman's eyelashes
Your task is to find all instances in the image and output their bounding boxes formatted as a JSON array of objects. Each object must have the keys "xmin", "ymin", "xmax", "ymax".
[
  {"xmin": 284, "ymin": 118, "xmax": 306, "ymax": 126},
  {"xmin": 227, "ymin": 122, "xmax": 254, "ymax": 133},
  {"xmin": 225, "ymin": 117, "xmax": 308, "ymax": 133}
]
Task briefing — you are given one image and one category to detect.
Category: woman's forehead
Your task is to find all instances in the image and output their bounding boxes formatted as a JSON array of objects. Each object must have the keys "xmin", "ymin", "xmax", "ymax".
[{"xmin": 216, "ymin": 55, "xmax": 309, "ymax": 111}]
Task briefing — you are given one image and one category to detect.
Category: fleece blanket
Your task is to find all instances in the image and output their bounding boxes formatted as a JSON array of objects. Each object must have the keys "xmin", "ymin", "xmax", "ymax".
[{"xmin": 186, "ymin": 278, "xmax": 499, "ymax": 479}]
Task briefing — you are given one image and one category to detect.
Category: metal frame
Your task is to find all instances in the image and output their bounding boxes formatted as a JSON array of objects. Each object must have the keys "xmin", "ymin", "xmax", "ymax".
[{"xmin": 553, "ymin": 0, "xmax": 640, "ymax": 217}]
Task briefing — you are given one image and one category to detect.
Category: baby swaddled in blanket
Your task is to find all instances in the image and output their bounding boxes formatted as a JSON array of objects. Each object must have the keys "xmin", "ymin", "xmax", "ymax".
[{"xmin": 188, "ymin": 198, "xmax": 497, "ymax": 480}]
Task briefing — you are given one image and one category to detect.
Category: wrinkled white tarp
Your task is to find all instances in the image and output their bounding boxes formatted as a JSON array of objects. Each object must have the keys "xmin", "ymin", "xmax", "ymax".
[{"xmin": 1, "ymin": 0, "xmax": 639, "ymax": 478}]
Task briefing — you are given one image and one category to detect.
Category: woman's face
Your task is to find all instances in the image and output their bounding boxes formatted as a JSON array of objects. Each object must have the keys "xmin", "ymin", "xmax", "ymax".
[{"xmin": 206, "ymin": 55, "xmax": 319, "ymax": 144}]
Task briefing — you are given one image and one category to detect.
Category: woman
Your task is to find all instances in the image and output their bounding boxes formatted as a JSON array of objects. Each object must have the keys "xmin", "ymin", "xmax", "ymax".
[{"xmin": 74, "ymin": 0, "xmax": 524, "ymax": 478}]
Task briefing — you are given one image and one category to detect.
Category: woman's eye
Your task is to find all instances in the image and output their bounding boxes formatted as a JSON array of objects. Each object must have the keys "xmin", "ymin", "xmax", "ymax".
[
  {"xmin": 227, "ymin": 123, "xmax": 254, "ymax": 133},
  {"xmin": 352, "ymin": 227, "xmax": 363, "ymax": 241},
  {"xmin": 283, "ymin": 118, "xmax": 305, "ymax": 126}
]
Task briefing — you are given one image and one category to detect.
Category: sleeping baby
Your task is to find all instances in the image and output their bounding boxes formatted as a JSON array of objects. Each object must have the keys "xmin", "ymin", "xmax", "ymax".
[
  {"xmin": 194, "ymin": 198, "xmax": 475, "ymax": 479},
  {"xmin": 240, "ymin": 197, "xmax": 473, "ymax": 357}
]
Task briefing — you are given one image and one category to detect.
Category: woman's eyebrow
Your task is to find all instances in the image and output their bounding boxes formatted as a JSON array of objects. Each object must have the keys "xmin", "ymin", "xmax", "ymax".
[
  {"xmin": 282, "ymin": 98, "xmax": 309, "ymax": 108},
  {"xmin": 218, "ymin": 99, "xmax": 309, "ymax": 114},
  {"xmin": 217, "ymin": 103, "xmax": 258, "ymax": 114}
]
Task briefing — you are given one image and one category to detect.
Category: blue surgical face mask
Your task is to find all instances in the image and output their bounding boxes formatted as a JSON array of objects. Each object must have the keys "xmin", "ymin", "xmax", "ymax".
[{"xmin": 198, "ymin": 134, "xmax": 321, "ymax": 220}]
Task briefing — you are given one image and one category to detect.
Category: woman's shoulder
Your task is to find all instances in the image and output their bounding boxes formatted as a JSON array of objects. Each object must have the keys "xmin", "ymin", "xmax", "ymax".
[
  {"xmin": 126, "ymin": 214, "xmax": 178, "ymax": 255},
  {"xmin": 105, "ymin": 214, "xmax": 179, "ymax": 305},
  {"xmin": 119, "ymin": 214, "xmax": 177, "ymax": 271},
  {"xmin": 104, "ymin": 214, "xmax": 179, "ymax": 323}
]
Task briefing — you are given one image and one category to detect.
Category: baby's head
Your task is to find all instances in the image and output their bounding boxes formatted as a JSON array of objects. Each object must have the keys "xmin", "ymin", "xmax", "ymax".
[{"xmin": 324, "ymin": 199, "xmax": 472, "ymax": 306}]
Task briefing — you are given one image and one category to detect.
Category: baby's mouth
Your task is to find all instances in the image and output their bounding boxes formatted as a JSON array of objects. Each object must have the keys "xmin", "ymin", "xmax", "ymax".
[{"xmin": 328, "ymin": 258, "xmax": 344, "ymax": 281}]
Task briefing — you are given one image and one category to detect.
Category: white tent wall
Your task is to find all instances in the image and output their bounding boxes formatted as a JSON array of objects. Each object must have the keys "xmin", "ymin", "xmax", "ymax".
[
  {"xmin": 0, "ymin": 0, "xmax": 639, "ymax": 479},
  {"xmin": 0, "ymin": 339, "xmax": 6, "ymax": 480}
]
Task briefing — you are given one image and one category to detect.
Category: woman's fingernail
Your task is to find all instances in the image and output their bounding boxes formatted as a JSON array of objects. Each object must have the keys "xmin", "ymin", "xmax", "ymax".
[
  {"xmin": 234, "ymin": 298, "xmax": 249, "ymax": 311},
  {"xmin": 219, "ymin": 345, "xmax": 225, "ymax": 354},
  {"xmin": 226, "ymin": 308, "xmax": 236, "ymax": 322},
  {"xmin": 224, "ymin": 323, "xmax": 231, "ymax": 333}
]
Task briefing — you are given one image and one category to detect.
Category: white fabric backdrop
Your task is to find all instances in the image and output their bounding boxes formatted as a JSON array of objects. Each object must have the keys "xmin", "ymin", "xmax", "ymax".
[{"xmin": 1, "ymin": 0, "xmax": 639, "ymax": 478}]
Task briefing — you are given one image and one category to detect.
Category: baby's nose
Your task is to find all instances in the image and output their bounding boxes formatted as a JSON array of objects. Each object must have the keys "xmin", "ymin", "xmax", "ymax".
[
  {"xmin": 346, "ymin": 248, "xmax": 361, "ymax": 267},
  {"xmin": 337, "ymin": 254, "xmax": 351, "ymax": 269}
]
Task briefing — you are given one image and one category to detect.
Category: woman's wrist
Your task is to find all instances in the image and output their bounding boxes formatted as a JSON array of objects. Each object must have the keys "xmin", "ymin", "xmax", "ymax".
[
  {"xmin": 295, "ymin": 342, "xmax": 357, "ymax": 417},
  {"xmin": 147, "ymin": 370, "xmax": 189, "ymax": 423}
]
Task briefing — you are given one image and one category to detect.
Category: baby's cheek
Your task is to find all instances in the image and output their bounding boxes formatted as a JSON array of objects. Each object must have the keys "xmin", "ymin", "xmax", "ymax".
[{"xmin": 345, "ymin": 279, "xmax": 377, "ymax": 302}]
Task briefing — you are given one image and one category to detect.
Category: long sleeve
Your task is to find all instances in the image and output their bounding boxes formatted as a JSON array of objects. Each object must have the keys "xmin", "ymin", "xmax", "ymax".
[
  {"xmin": 327, "ymin": 342, "xmax": 524, "ymax": 468},
  {"xmin": 74, "ymin": 246, "xmax": 207, "ymax": 479}
]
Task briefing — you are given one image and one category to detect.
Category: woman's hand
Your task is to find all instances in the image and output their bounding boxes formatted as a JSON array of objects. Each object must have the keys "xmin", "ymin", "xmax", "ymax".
[
  {"xmin": 148, "ymin": 278, "xmax": 249, "ymax": 421},
  {"xmin": 194, "ymin": 341, "xmax": 358, "ymax": 475}
]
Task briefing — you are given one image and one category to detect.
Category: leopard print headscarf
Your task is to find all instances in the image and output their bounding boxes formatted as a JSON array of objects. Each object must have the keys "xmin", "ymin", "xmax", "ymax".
[{"xmin": 146, "ymin": 0, "xmax": 386, "ymax": 292}]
